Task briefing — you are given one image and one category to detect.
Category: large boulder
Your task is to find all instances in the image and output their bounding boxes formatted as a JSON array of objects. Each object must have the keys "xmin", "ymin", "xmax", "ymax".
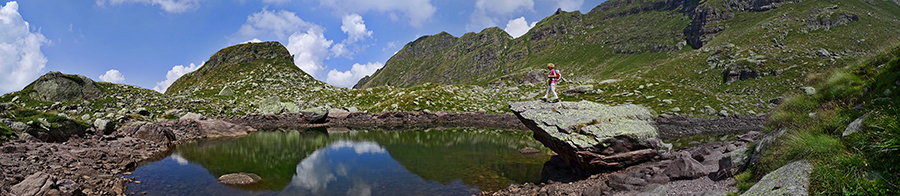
[
  {"xmin": 742, "ymin": 160, "xmax": 812, "ymax": 196},
  {"xmin": 663, "ymin": 152, "xmax": 708, "ymax": 180},
  {"xmin": 300, "ymin": 107, "xmax": 328, "ymax": 123},
  {"xmin": 25, "ymin": 71, "xmax": 102, "ymax": 102},
  {"xmin": 509, "ymin": 101, "xmax": 659, "ymax": 174},
  {"xmin": 257, "ymin": 96, "xmax": 284, "ymax": 115}
]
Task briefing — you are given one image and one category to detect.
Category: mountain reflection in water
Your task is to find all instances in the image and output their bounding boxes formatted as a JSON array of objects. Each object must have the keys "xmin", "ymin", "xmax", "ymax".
[{"xmin": 126, "ymin": 128, "xmax": 550, "ymax": 196}]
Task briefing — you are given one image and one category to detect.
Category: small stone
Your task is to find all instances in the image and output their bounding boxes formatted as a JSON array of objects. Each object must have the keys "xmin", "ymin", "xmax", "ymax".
[
  {"xmin": 662, "ymin": 99, "xmax": 674, "ymax": 104},
  {"xmin": 800, "ymin": 87, "xmax": 816, "ymax": 96},
  {"xmin": 718, "ymin": 110, "xmax": 730, "ymax": 117},
  {"xmin": 670, "ymin": 107, "xmax": 681, "ymax": 112}
]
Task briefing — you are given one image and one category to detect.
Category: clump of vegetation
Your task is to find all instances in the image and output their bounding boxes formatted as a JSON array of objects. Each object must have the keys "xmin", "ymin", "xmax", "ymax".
[
  {"xmin": 0, "ymin": 123, "xmax": 14, "ymax": 143},
  {"xmin": 751, "ymin": 45, "xmax": 900, "ymax": 195}
]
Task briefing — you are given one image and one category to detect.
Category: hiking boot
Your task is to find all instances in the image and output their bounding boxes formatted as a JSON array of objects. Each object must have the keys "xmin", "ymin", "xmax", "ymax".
[
  {"xmin": 540, "ymin": 97, "xmax": 547, "ymax": 101},
  {"xmin": 551, "ymin": 99, "xmax": 560, "ymax": 103}
]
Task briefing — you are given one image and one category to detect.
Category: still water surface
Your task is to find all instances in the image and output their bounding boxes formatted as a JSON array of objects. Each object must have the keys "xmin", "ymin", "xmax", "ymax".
[{"xmin": 126, "ymin": 128, "xmax": 551, "ymax": 196}]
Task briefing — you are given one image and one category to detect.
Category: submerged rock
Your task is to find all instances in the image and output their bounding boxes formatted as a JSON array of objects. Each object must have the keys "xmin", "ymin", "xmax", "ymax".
[
  {"xmin": 509, "ymin": 100, "xmax": 659, "ymax": 174},
  {"xmin": 218, "ymin": 173, "xmax": 262, "ymax": 185}
]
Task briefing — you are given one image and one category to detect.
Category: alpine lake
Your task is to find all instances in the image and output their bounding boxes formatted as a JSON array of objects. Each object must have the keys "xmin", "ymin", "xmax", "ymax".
[
  {"xmin": 123, "ymin": 126, "xmax": 741, "ymax": 196},
  {"xmin": 124, "ymin": 128, "xmax": 552, "ymax": 196}
]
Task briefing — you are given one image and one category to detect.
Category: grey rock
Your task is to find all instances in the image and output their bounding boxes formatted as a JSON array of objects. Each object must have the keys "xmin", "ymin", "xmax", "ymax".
[
  {"xmin": 842, "ymin": 112, "xmax": 871, "ymax": 137},
  {"xmin": 742, "ymin": 160, "xmax": 812, "ymax": 196},
  {"xmin": 180, "ymin": 112, "xmax": 204, "ymax": 121},
  {"xmin": 37, "ymin": 118, "xmax": 50, "ymax": 128},
  {"xmin": 670, "ymin": 107, "xmax": 681, "ymax": 112},
  {"xmin": 218, "ymin": 173, "xmax": 261, "ymax": 185},
  {"xmin": 345, "ymin": 106, "xmax": 359, "ymax": 113},
  {"xmin": 283, "ymin": 102, "xmax": 301, "ymax": 113},
  {"xmin": 10, "ymin": 172, "xmax": 56, "ymax": 196},
  {"xmin": 718, "ymin": 110, "xmax": 730, "ymax": 117},
  {"xmin": 217, "ymin": 86, "xmax": 235, "ymax": 96},
  {"xmin": 9, "ymin": 121, "xmax": 29, "ymax": 132},
  {"xmin": 885, "ymin": 89, "xmax": 892, "ymax": 96},
  {"xmin": 662, "ymin": 99, "xmax": 674, "ymax": 104},
  {"xmin": 80, "ymin": 114, "xmax": 91, "ymax": 121},
  {"xmin": 663, "ymin": 152, "xmax": 707, "ymax": 180},
  {"xmin": 134, "ymin": 124, "xmax": 177, "ymax": 144},
  {"xmin": 704, "ymin": 106, "xmax": 717, "ymax": 115},
  {"xmin": 25, "ymin": 71, "xmax": 103, "ymax": 102},
  {"xmin": 817, "ymin": 49, "xmax": 831, "ymax": 57},
  {"xmin": 93, "ymin": 119, "xmax": 116, "ymax": 135},
  {"xmin": 509, "ymin": 101, "xmax": 659, "ymax": 173},
  {"xmin": 300, "ymin": 107, "xmax": 328, "ymax": 123},
  {"xmin": 257, "ymin": 96, "xmax": 284, "ymax": 115},
  {"xmin": 800, "ymin": 86, "xmax": 816, "ymax": 96}
]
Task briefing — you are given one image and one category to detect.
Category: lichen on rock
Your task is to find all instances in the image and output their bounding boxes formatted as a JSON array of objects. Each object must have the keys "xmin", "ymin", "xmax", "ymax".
[{"xmin": 509, "ymin": 100, "xmax": 660, "ymax": 174}]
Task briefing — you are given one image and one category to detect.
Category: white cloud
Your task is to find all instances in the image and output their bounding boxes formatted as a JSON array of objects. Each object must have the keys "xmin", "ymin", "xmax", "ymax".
[
  {"xmin": 504, "ymin": 17, "xmax": 537, "ymax": 38},
  {"xmin": 99, "ymin": 69, "xmax": 126, "ymax": 83},
  {"xmin": 95, "ymin": 0, "xmax": 201, "ymax": 13},
  {"xmin": 0, "ymin": 1, "xmax": 49, "ymax": 94},
  {"xmin": 171, "ymin": 153, "xmax": 190, "ymax": 165},
  {"xmin": 548, "ymin": 0, "xmax": 584, "ymax": 11},
  {"xmin": 326, "ymin": 62, "xmax": 383, "ymax": 87},
  {"xmin": 243, "ymin": 38, "xmax": 263, "ymax": 43},
  {"xmin": 291, "ymin": 150, "xmax": 336, "ymax": 194},
  {"xmin": 286, "ymin": 29, "xmax": 333, "ymax": 79},
  {"xmin": 153, "ymin": 62, "xmax": 201, "ymax": 93},
  {"xmin": 329, "ymin": 140, "xmax": 386, "ymax": 154},
  {"xmin": 340, "ymin": 14, "xmax": 372, "ymax": 44},
  {"xmin": 382, "ymin": 41, "xmax": 396, "ymax": 52},
  {"xmin": 468, "ymin": 0, "xmax": 534, "ymax": 31},
  {"xmin": 237, "ymin": 9, "xmax": 335, "ymax": 79},
  {"xmin": 330, "ymin": 43, "xmax": 350, "ymax": 58},
  {"xmin": 317, "ymin": 0, "xmax": 436, "ymax": 27},
  {"xmin": 237, "ymin": 9, "xmax": 317, "ymax": 40}
]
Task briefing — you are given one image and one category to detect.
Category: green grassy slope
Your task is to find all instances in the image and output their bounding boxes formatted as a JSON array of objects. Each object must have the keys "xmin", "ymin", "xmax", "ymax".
[{"xmin": 735, "ymin": 44, "xmax": 900, "ymax": 195}]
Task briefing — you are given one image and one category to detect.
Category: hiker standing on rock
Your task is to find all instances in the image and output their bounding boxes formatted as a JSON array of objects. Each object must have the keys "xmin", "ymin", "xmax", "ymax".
[{"xmin": 541, "ymin": 63, "xmax": 560, "ymax": 103}]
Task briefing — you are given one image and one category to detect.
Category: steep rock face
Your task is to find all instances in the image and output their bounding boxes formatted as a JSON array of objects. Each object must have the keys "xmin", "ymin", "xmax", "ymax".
[
  {"xmin": 509, "ymin": 101, "xmax": 659, "ymax": 174},
  {"xmin": 684, "ymin": 0, "xmax": 790, "ymax": 48},
  {"xmin": 25, "ymin": 71, "xmax": 102, "ymax": 102}
]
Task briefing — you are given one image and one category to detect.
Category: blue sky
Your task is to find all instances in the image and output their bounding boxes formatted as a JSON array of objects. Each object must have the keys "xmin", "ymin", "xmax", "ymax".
[{"xmin": 1, "ymin": 0, "xmax": 604, "ymax": 94}]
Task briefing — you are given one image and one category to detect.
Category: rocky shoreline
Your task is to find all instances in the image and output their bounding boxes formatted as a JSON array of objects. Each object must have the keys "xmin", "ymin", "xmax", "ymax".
[{"xmin": 0, "ymin": 111, "xmax": 766, "ymax": 195}]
